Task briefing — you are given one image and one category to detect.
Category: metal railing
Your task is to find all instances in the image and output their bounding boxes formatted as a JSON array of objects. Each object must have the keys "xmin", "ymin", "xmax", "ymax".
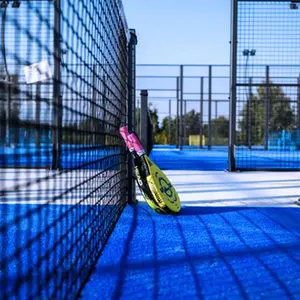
[{"xmin": 136, "ymin": 63, "xmax": 300, "ymax": 170}]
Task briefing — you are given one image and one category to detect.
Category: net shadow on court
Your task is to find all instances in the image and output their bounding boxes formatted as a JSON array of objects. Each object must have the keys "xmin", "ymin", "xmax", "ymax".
[{"xmin": 82, "ymin": 203, "xmax": 300, "ymax": 299}]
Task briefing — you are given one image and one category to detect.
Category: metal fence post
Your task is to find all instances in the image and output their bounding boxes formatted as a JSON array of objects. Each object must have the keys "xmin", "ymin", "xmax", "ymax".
[
  {"xmin": 179, "ymin": 65, "xmax": 184, "ymax": 150},
  {"xmin": 200, "ymin": 77, "xmax": 204, "ymax": 148},
  {"xmin": 35, "ymin": 84, "xmax": 41, "ymax": 148},
  {"xmin": 102, "ymin": 76, "xmax": 107, "ymax": 141},
  {"xmin": 127, "ymin": 29, "xmax": 137, "ymax": 204},
  {"xmin": 140, "ymin": 90, "xmax": 148, "ymax": 151},
  {"xmin": 208, "ymin": 65, "xmax": 212, "ymax": 150},
  {"xmin": 176, "ymin": 76, "xmax": 180, "ymax": 148},
  {"xmin": 168, "ymin": 99, "xmax": 171, "ymax": 144},
  {"xmin": 136, "ymin": 98, "xmax": 140, "ymax": 137},
  {"xmin": 247, "ymin": 77, "xmax": 252, "ymax": 149},
  {"xmin": 297, "ymin": 76, "xmax": 300, "ymax": 130},
  {"xmin": 52, "ymin": 0, "xmax": 62, "ymax": 169},
  {"xmin": 297, "ymin": 76, "xmax": 300, "ymax": 150},
  {"xmin": 184, "ymin": 100, "xmax": 187, "ymax": 146},
  {"xmin": 229, "ymin": 0, "xmax": 238, "ymax": 171},
  {"xmin": 128, "ymin": 30, "xmax": 137, "ymax": 134},
  {"xmin": 5, "ymin": 78, "xmax": 11, "ymax": 146},
  {"xmin": 264, "ymin": 65, "xmax": 270, "ymax": 151},
  {"xmin": 91, "ymin": 64, "xmax": 97, "ymax": 145},
  {"xmin": 214, "ymin": 100, "xmax": 218, "ymax": 145}
]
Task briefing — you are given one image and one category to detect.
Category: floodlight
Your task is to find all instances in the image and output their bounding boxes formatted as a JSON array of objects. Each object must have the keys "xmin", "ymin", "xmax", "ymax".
[
  {"xmin": 243, "ymin": 49, "xmax": 249, "ymax": 56},
  {"xmin": 12, "ymin": 1, "xmax": 21, "ymax": 8},
  {"xmin": 290, "ymin": 2, "xmax": 299, "ymax": 9},
  {"xmin": 0, "ymin": 1, "xmax": 8, "ymax": 8}
]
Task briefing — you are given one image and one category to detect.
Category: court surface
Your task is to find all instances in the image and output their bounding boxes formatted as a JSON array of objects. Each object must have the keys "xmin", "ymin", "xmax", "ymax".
[
  {"xmin": 82, "ymin": 170, "xmax": 300, "ymax": 299},
  {"xmin": 2, "ymin": 148, "xmax": 300, "ymax": 299},
  {"xmin": 137, "ymin": 170, "xmax": 300, "ymax": 207},
  {"xmin": 150, "ymin": 146, "xmax": 300, "ymax": 170}
]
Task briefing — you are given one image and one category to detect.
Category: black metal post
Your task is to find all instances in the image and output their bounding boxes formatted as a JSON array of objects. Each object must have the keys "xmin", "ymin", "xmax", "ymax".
[
  {"xmin": 179, "ymin": 65, "xmax": 184, "ymax": 150},
  {"xmin": 228, "ymin": 0, "xmax": 238, "ymax": 171},
  {"xmin": 140, "ymin": 90, "xmax": 148, "ymax": 150},
  {"xmin": 35, "ymin": 84, "xmax": 41, "ymax": 148},
  {"xmin": 5, "ymin": 78, "xmax": 11, "ymax": 146},
  {"xmin": 184, "ymin": 100, "xmax": 187, "ymax": 146},
  {"xmin": 168, "ymin": 99, "xmax": 171, "ymax": 144},
  {"xmin": 208, "ymin": 65, "xmax": 212, "ymax": 150},
  {"xmin": 91, "ymin": 64, "xmax": 97, "ymax": 145},
  {"xmin": 176, "ymin": 76, "xmax": 180, "ymax": 148},
  {"xmin": 297, "ymin": 76, "xmax": 300, "ymax": 150},
  {"xmin": 200, "ymin": 77, "xmax": 204, "ymax": 148},
  {"xmin": 247, "ymin": 77, "xmax": 252, "ymax": 149},
  {"xmin": 127, "ymin": 29, "xmax": 137, "ymax": 204},
  {"xmin": 52, "ymin": 0, "xmax": 62, "ymax": 169},
  {"xmin": 264, "ymin": 65, "xmax": 270, "ymax": 151}
]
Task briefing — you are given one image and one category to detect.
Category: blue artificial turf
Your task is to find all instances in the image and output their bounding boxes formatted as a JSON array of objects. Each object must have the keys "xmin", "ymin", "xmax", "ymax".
[
  {"xmin": 149, "ymin": 148, "xmax": 228, "ymax": 171},
  {"xmin": 0, "ymin": 145, "xmax": 121, "ymax": 169},
  {"xmin": 0, "ymin": 203, "xmax": 122, "ymax": 299},
  {"xmin": 81, "ymin": 203, "xmax": 300, "ymax": 299},
  {"xmin": 2, "ymin": 144, "xmax": 300, "ymax": 170},
  {"xmin": 149, "ymin": 146, "xmax": 300, "ymax": 171}
]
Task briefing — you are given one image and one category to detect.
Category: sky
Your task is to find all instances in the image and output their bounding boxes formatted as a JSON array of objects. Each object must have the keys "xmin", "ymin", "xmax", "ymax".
[
  {"xmin": 122, "ymin": 1, "xmax": 300, "ymax": 126},
  {"xmin": 122, "ymin": 0, "xmax": 231, "ymax": 65},
  {"xmin": 122, "ymin": 0, "xmax": 232, "ymax": 123}
]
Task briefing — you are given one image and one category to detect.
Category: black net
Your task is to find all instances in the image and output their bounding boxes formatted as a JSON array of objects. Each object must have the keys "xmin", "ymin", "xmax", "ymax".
[
  {"xmin": 136, "ymin": 65, "xmax": 230, "ymax": 149},
  {"xmin": 0, "ymin": 0, "xmax": 129, "ymax": 298},
  {"xmin": 235, "ymin": 0, "xmax": 300, "ymax": 169},
  {"xmin": 147, "ymin": 108, "xmax": 154, "ymax": 154}
]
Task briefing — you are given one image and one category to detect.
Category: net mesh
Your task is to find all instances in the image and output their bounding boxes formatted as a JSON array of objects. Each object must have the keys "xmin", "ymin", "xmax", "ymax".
[
  {"xmin": 0, "ymin": 0, "xmax": 129, "ymax": 298},
  {"xmin": 235, "ymin": 0, "xmax": 300, "ymax": 169}
]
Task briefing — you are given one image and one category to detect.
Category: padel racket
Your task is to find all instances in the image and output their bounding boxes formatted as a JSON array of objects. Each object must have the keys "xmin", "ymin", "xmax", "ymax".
[
  {"xmin": 128, "ymin": 132, "xmax": 181, "ymax": 213},
  {"xmin": 120, "ymin": 126, "xmax": 168, "ymax": 214}
]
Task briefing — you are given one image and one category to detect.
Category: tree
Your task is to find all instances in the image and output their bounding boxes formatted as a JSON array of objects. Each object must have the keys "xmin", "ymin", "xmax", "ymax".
[
  {"xmin": 159, "ymin": 110, "xmax": 230, "ymax": 146},
  {"xmin": 148, "ymin": 104, "xmax": 160, "ymax": 135},
  {"xmin": 210, "ymin": 116, "xmax": 229, "ymax": 145},
  {"xmin": 238, "ymin": 83, "xmax": 295, "ymax": 145},
  {"xmin": 211, "ymin": 116, "xmax": 229, "ymax": 138},
  {"xmin": 160, "ymin": 109, "xmax": 201, "ymax": 145}
]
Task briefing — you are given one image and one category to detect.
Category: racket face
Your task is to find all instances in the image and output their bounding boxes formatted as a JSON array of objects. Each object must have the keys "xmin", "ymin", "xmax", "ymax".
[
  {"xmin": 134, "ymin": 166, "xmax": 167, "ymax": 213},
  {"xmin": 140, "ymin": 190, "xmax": 168, "ymax": 214},
  {"xmin": 144, "ymin": 157, "xmax": 181, "ymax": 213},
  {"xmin": 120, "ymin": 127, "xmax": 175, "ymax": 214}
]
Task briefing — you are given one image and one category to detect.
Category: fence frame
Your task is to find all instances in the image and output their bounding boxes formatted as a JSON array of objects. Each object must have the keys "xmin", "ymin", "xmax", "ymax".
[
  {"xmin": 229, "ymin": 0, "xmax": 300, "ymax": 171},
  {"xmin": 127, "ymin": 28, "xmax": 138, "ymax": 204}
]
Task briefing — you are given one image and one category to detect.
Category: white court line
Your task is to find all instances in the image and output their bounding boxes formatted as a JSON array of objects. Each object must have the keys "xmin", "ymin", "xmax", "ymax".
[
  {"xmin": 136, "ymin": 171, "xmax": 300, "ymax": 207},
  {"xmin": 0, "ymin": 169, "xmax": 123, "ymax": 205}
]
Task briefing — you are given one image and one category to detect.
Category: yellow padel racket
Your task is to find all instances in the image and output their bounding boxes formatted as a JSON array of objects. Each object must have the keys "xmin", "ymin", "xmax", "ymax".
[
  {"xmin": 120, "ymin": 127, "xmax": 168, "ymax": 214},
  {"xmin": 128, "ymin": 132, "xmax": 181, "ymax": 213}
]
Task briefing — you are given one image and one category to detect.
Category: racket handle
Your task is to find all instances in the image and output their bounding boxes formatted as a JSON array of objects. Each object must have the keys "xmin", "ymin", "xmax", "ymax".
[
  {"xmin": 128, "ymin": 132, "xmax": 150, "ymax": 177},
  {"xmin": 120, "ymin": 126, "xmax": 134, "ymax": 151},
  {"xmin": 128, "ymin": 132, "xmax": 146, "ymax": 156}
]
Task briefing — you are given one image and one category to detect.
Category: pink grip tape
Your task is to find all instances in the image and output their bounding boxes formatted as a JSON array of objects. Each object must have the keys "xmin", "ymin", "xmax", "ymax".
[
  {"xmin": 128, "ymin": 132, "xmax": 145, "ymax": 155},
  {"xmin": 119, "ymin": 126, "xmax": 134, "ymax": 150}
]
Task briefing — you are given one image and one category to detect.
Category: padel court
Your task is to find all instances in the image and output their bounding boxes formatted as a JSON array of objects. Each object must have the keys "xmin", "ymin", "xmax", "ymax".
[
  {"xmin": 1, "ymin": 0, "xmax": 300, "ymax": 299},
  {"xmin": 81, "ymin": 148, "xmax": 300, "ymax": 299}
]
